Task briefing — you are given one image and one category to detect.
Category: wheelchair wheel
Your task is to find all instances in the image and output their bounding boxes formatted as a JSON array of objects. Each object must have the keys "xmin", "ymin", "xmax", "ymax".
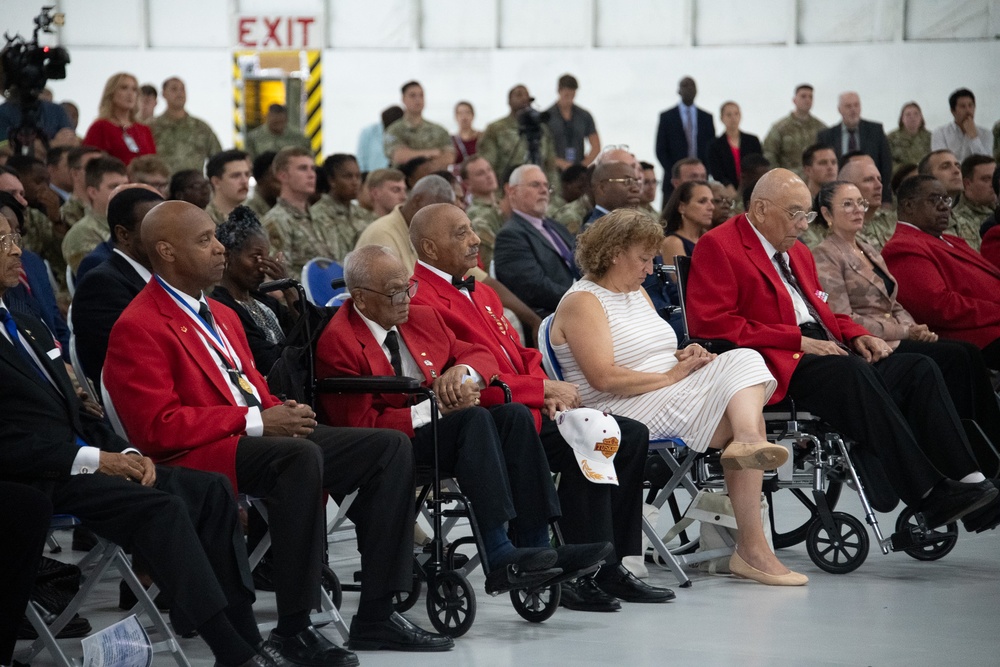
[
  {"xmin": 392, "ymin": 567, "xmax": 422, "ymax": 613},
  {"xmin": 320, "ymin": 565, "xmax": 342, "ymax": 609},
  {"xmin": 805, "ymin": 512, "xmax": 869, "ymax": 574},
  {"xmin": 894, "ymin": 508, "xmax": 958, "ymax": 561},
  {"xmin": 426, "ymin": 570, "xmax": 476, "ymax": 637},
  {"xmin": 510, "ymin": 583, "xmax": 560, "ymax": 624},
  {"xmin": 768, "ymin": 481, "xmax": 843, "ymax": 549}
]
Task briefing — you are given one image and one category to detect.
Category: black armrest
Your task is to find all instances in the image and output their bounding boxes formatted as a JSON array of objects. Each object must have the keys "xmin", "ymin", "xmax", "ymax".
[
  {"xmin": 490, "ymin": 378, "xmax": 512, "ymax": 403},
  {"xmin": 680, "ymin": 337, "xmax": 737, "ymax": 354},
  {"xmin": 315, "ymin": 376, "xmax": 422, "ymax": 394}
]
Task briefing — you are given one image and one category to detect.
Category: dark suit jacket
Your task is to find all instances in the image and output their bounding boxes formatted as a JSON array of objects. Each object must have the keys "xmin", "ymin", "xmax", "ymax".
[
  {"xmin": 75, "ymin": 240, "xmax": 115, "ymax": 284},
  {"xmin": 706, "ymin": 132, "xmax": 762, "ymax": 187},
  {"xmin": 816, "ymin": 120, "xmax": 893, "ymax": 203},
  {"xmin": 4, "ymin": 249, "xmax": 70, "ymax": 350},
  {"xmin": 493, "ymin": 213, "xmax": 580, "ymax": 316},
  {"xmin": 70, "ymin": 251, "xmax": 147, "ymax": 388},
  {"xmin": 655, "ymin": 105, "xmax": 715, "ymax": 197},
  {"xmin": 686, "ymin": 214, "xmax": 870, "ymax": 402},
  {"xmin": 0, "ymin": 309, "xmax": 127, "ymax": 487}
]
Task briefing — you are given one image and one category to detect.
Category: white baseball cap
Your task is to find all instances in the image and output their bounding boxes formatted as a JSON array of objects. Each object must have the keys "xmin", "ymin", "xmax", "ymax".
[{"xmin": 556, "ymin": 408, "xmax": 621, "ymax": 486}]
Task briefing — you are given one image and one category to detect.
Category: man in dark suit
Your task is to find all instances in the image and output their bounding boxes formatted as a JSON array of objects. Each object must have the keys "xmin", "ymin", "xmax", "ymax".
[
  {"xmin": 316, "ymin": 245, "xmax": 609, "ymax": 594},
  {"xmin": 582, "ymin": 160, "xmax": 641, "ymax": 229},
  {"xmin": 655, "ymin": 77, "xmax": 715, "ymax": 200},
  {"xmin": 494, "ymin": 164, "xmax": 581, "ymax": 317},
  {"xmin": 816, "ymin": 92, "xmax": 893, "ymax": 203},
  {"xmin": 685, "ymin": 168, "xmax": 998, "ymax": 528},
  {"xmin": 71, "ymin": 185, "xmax": 163, "ymax": 388},
  {"xmin": 0, "ymin": 213, "xmax": 286, "ymax": 667},
  {"xmin": 104, "ymin": 201, "xmax": 452, "ymax": 657}
]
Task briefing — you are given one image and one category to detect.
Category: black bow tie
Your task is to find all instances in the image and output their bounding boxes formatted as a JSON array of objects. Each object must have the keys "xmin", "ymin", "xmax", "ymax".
[{"xmin": 452, "ymin": 275, "xmax": 475, "ymax": 292}]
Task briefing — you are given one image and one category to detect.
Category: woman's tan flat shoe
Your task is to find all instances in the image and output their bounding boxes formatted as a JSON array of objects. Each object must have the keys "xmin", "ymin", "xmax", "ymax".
[
  {"xmin": 729, "ymin": 551, "xmax": 808, "ymax": 586},
  {"xmin": 720, "ymin": 441, "xmax": 789, "ymax": 471}
]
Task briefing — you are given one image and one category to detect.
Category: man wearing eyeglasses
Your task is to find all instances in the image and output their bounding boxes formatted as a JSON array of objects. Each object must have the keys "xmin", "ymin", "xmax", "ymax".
[
  {"xmin": 494, "ymin": 164, "xmax": 581, "ymax": 317},
  {"xmin": 581, "ymin": 161, "xmax": 642, "ymax": 230},
  {"xmin": 884, "ymin": 175, "xmax": 1000, "ymax": 371},
  {"xmin": 688, "ymin": 168, "xmax": 999, "ymax": 531}
]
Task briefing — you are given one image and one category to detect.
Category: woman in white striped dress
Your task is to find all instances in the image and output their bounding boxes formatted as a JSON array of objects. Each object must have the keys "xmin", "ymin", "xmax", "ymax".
[{"xmin": 550, "ymin": 209, "xmax": 806, "ymax": 586}]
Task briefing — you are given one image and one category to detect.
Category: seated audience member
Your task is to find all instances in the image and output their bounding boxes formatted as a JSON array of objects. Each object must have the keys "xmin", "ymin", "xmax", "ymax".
[
  {"xmin": 707, "ymin": 101, "xmax": 762, "ymax": 188},
  {"xmin": 669, "ymin": 157, "xmax": 708, "ymax": 192},
  {"xmin": 71, "ymin": 185, "xmax": 163, "ymax": 389},
  {"xmin": 494, "ymin": 165, "xmax": 581, "ymax": 317},
  {"xmin": 60, "ymin": 145, "xmax": 104, "ymax": 228},
  {"xmin": 409, "ymin": 204, "xmax": 674, "ymax": 610},
  {"xmin": 127, "ymin": 154, "xmax": 171, "ymax": 198},
  {"xmin": 168, "ymin": 169, "xmax": 212, "ymax": 209},
  {"xmin": 262, "ymin": 147, "xmax": 323, "ymax": 279},
  {"xmin": 247, "ymin": 151, "xmax": 280, "ymax": 220},
  {"xmin": 550, "ymin": 210, "xmax": 805, "ymax": 585},
  {"xmin": 919, "ymin": 149, "xmax": 964, "ymax": 201},
  {"xmin": 660, "ymin": 180, "xmax": 714, "ymax": 259},
  {"xmin": 801, "ymin": 144, "xmax": 838, "ymax": 199},
  {"xmin": 882, "ymin": 175, "xmax": 1000, "ymax": 370},
  {"xmin": 463, "ymin": 156, "xmax": 504, "ymax": 267},
  {"xmin": 364, "ymin": 168, "xmax": 407, "ymax": 218},
  {"xmin": 887, "ymin": 102, "xmax": 932, "ymax": 171},
  {"xmin": 686, "ymin": 168, "xmax": 997, "ymax": 529},
  {"xmin": 104, "ymin": 201, "xmax": 453, "ymax": 656},
  {"xmin": 9, "ymin": 155, "xmax": 62, "ymax": 232},
  {"xmin": 947, "ymin": 155, "xmax": 997, "ymax": 249},
  {"xmin": 0, "ymin": 192, "xmax": 70, "ymax": 350},
  {"xmin": 62, "ymin": 156, "xmax": 128, "ymax": 274},
  {"xmin": 432, "ymin": 170, "xmax": 465, "ymax": 211},
  {"xmin": 0, "ymin": 214, "xmax": 288, "ymax": 667},
  {"xmin": 551, "ymin": 164, "xmax": 594, "ymax": 233},
  {"xmin": 979, "ymin": 167, "xmax": 1000, "ymax": 269},
  {"xmin": 206, "ymin": 149, "xmax": 252, "ymax": 225},
  {"xmin": 582, "ymin": 160, "xmax": 642, "ymax": 229},
  {"xmin": 4, "ymin": 161, "xmax": 64, "ymax": 279},
  {"xmin": 317, "ymin": 245, "xmax": 610, "ymax": 592},
  {"xmin": 838, "ymin": 153, "xmax": 898, "ymax": 252},
  {"xmin": 813, "ymin": 180, "xmax": 1000, "ymax": 480},
  {"xmin": 709, "ymin": 181, "xmax": 736, "ymax": 227},
  {"xmin": 931, "ymin": 88, "xmax": 992, "ymax": 162},
  {"xmin": 739, "ymin": 153, "xmax": 771, "ymax": 211},
  {"xmin": 211, "ymin": 206, "xmax": 302, "ymax": 374},
  {"xmin": 638, "ymin": 161, "xmax": 659, "ymax": 217},
  {"xmin": 311, "ymin": 154, "xmax": 376, "ymax": 261},
  {"xmin": 82, "ymin": 73, "xmax": 156, "ymax": 166}
]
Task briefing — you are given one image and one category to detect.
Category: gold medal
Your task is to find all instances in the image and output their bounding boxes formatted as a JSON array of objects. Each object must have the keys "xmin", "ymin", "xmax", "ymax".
[{"xmin": 237, "ymin": 374, "xmax": 254, "ymax": 394}]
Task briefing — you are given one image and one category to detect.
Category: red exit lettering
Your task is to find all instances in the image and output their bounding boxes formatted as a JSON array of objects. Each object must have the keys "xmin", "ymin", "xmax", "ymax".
[{"xmin": 237, "ymin": 16, "xmax": 318, "ymax": 49}]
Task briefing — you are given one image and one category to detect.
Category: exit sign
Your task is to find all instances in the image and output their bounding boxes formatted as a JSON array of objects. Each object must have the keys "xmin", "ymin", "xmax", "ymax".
[{"xmin": 236, "ymin": 15, "xmax": 323, "ymax": 50}]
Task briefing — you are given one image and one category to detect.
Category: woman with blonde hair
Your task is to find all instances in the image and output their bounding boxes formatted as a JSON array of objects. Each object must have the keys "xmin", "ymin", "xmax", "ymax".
[{"xmin": 83, "ymin": 72, "xmax": 156, "ymax": 165}]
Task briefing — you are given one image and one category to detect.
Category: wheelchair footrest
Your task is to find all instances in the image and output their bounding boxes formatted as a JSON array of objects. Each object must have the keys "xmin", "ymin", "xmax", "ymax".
[
  {"xmin": 484, "ymin": 565, "xmax": 562, "ymax": 596},
  {"xmin": 887, "ymin": 516, "xmax": 936, "ymax": 553}
]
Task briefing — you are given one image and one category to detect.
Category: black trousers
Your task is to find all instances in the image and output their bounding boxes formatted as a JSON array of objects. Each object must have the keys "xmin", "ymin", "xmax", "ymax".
[
  {"xmin": 787, "ymin": 353, "xmax": 979, "ymax": 506},
  {"xmin": 897, "ymin": 338, "xmax": 1000, "ymax": 474},
  {"xmin": 236, "ymin": 424, "xmax": 413, "ymax": 614},
  {"xmin": 47, "ymin": 466, "xmax": 254, "ymax": 636},
  {"xmin": 0, "ymin": 482, "xmax": 51, "ymax": 664},
  {"xmin": 980, "ymin": 337, "xmax": 1000, "ymax": 371},
  {"xmin": 411, "ymin": 404, "xmax": 561, "ymax": 538},
  {"xmin": 539, "ymin": 414, "xmax": 649, "ymax": 565}
]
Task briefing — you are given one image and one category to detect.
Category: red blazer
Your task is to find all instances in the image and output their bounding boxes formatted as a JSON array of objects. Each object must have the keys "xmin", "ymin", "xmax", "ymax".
[
  {"xmin": 103, "ymin": 280, "xmax": 281, "ymax": 492},
  {"xmin": 982, "ymin": 225, "xmax": 1000, "ymax": 272},
  {"xmin": 314, "ymin": 302, "xmax": 499, "ymax": 437},
  {"xmin": 882, "ymin": 223, "xmax": 1000, "ymax": 349},
  {"xmin": 686, "ymin": 214, "xmax": 870, "ymax": 403},
  {"xmin": 410, "ymin": 263, "xmax": 547, "ymax": 428}
]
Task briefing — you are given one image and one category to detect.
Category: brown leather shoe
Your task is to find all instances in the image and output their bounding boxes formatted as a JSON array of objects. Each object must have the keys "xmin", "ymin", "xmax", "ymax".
[{"xmin": 720, "ymin": 441, "xmax": 789, "ymax": 471}]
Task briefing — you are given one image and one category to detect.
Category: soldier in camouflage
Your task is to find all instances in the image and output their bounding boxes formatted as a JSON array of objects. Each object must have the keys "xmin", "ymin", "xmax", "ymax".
[
  {"xmin": 246, "ymin": 151, "xmax": 280, "ymax": 220},
  {"xmin": 205, "ymin": 149, "xmax": 252, "ymax": 226},
  {"xmin": 459, "ymin": 155, "xmax": 503, "ymax": 267},
  {"xmin": 244, "ymin": 104, "xmax": 311, "ymax": 159},
  {"xmin": 61, "ymin": 157, "xmax": 129, "ymax": 273},
  {"xmin": 59, "ymin": 146, "xmax": 103, "ymax": 228},
  {"xmin": 150, "ymin": 78, "xmax": 223, "ymax": 175},
  {"xmin": 842, "ymin": 155, "xmax": 897, "ymax": 252},
  {"xmin": 478, "ymin": 85, "xmax": 560, "ymax": 192},
  {"xmin": 261, "ymin": 147, "xmax": 325, "ymax": 279},
  {"xmin": 762, "ymin": 84, "xmax": 827, "ymax": 178},
  {"xmin": 310, "ymin": 154, "xmax": 375, "ymax": 262},
  {"xmin": 887, "ymin": 102, "xmax": 932, "ymax": 173},
  {"xmin": 946, "ymin": 155, "xmax": 997, "ymax": 251},
  {"xmin": 383, "ymin": 81, "xmax": 455, "ymax": 173}
]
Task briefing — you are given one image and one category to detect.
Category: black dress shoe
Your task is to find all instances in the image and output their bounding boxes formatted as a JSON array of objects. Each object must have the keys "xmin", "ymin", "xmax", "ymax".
[
  {"xmin": 918, "ymin": 479, "xmax": 998, "ymax": 529},
  {"xmin": 214, "ymin": 652, "xmax": 280, "ymax": 667},
  {"xmin": 553, "ymin": 542, "xmax": 613, "ymax": 575},
  {"xmin": 18, "ymin": 613, "xmax": 91, "ymax": 639},
  {"xmin": 559, "ymin": 577, "xmax": 621, "ymax": 612},
  {"xmin": 962, "ymin": 479, "xmax": 1000, "ymax": 532},
  {"xmin": 266, "ymin": 625, "xmax": 359, "ymax": 667},
  {"xmin": 347, "ymin": 612, "xmax": 454, "ymax": 652},
  {"xmin": 596, "ymin": 565, "xmax": 676, "ymax": 603},
  {"xmin": 256, "ymin": 641, "xmax": 292, "ymax": 667},
  {"xmin": 491, "ymin": 546, "xmax": 558, "ymax": 572},
  {"xmin": 484, "ymin": 564, "xmax": 562, "ymax": 595}
]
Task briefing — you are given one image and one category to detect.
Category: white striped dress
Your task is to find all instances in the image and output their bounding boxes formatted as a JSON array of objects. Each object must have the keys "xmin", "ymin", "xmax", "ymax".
[{"xmin": 553, "ymin": 280, "xmax": 777, "ymax": 452}]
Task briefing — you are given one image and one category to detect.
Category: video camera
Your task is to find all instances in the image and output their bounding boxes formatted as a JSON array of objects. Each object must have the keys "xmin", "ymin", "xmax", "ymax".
[
  {"xmin": 1, "ymin": 6, "xmax": 70, "ymax": 155},
  {"xmin": 517, "ymin": 106, "xmax": 550, "ymax": 167}
]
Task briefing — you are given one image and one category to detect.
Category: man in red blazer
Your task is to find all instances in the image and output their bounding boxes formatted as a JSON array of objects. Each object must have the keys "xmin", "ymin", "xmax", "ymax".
[
  {"xmin": 315, "ymin": 245, "xmax": 610, "ymax": 595},
  {"xmin": 104, "ymin": 202, "xmax": 453, "ymax": 659},
  {"xmin": 686, "ymin": 168, "xmax": 997, "ymax": 528},
  {"xmin": 408, "ymin": 204, "xmax": 674, "ymax": 611},
  {"xmin": 882, "ymin": 174, "xmax": 1000, "ymax": 369}
]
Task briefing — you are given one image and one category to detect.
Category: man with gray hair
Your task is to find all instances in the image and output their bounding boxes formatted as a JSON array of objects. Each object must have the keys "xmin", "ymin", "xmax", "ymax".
[{"xmin": 816, "ymin": 92, "xmax": 893, "ymax": 203}]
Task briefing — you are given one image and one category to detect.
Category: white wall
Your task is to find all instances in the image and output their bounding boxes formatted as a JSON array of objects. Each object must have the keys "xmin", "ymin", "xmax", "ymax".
[{"xmin": 4, "ymin": 0, "xmax": 998, "ymax": 183}]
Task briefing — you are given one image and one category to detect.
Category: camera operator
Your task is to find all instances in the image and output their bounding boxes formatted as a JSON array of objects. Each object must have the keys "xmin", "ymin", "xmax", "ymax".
[{"xmin": 478, "ymin": 85, "xmax": 560, "ymax": 204}]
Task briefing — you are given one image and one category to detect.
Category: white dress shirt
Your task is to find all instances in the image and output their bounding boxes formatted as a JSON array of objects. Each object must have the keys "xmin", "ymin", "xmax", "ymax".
[{"xmin": 746, "ymin": 216, "xmax": 815, "ymax": 325}]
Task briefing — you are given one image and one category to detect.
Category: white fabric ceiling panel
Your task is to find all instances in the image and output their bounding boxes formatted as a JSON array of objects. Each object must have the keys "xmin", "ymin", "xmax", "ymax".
[
  {"xmin": 149, "ymin": 0, "xmax": 230, "ymax": 48},
  {"xmin": 499, "ymin": 0, "xmax": 592, "ymax": 48},
  {"xmin": 329, "ymin": 0, "xmax": 414, "ymax": 48},
  {"xmin": 421, "ymin": 0, "xmax": 497, "ymax": 48},
  {"xmin": 596, "ymin": 0, "xmax": 688, "ymax": 47},
  {"xmin": 906, "ymin": 0, "xmax": 993, "ymax": 40},
  {"xmin": 694, "ymin": 0, "xmax": 791, "ymax": 46},
  {"xmin": 799, "ymin": 0, "xmax": 902, "ymax": 44},
  {"xmin": 58, "ymin": 0, "xmax": 143, "ymax": 47}
]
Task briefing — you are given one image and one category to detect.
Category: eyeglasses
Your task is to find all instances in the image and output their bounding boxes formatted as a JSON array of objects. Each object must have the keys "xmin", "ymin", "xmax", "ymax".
[
  {"xmin": 712, "ymin": 197, "xmax": 736, "ymax": 208},
  {"xmin": 602, "ymin": 177, "xmax": 641, "ymax": 187},
  {"xmin": 0, "ymin": 232, "xmax": 22, "ymax": 254},
  {"xmin": 520, "ymin": 180, "xmax": 554, "ymax": 194},
  {"xmin": 358, "ymin": 279, "xmax": 418, "ymax": 305},
  {"xmin": 924, "ymin": 194, "xmax": 953, "ymax": 208},
  {"xmin": 838, "ymin": 198, "xmax": 870, "ymax": 213},
  {"xmin": 763, "ymin": 199, "xmax": 818, "ymax": 224}
]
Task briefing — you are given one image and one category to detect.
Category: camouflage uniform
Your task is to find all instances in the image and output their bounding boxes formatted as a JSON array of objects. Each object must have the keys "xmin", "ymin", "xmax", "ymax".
[
  {"xmin": 382, "ymin": 118, "xmax": 451, "ymax": 164},
  {"xmin": 477, "ymin": 115, "xmax": 560, "ymax": 191},
  {"xmin": 858, "ymin": 208, "xmax": 898, "ymax": 252},
  {"xmin": 993, "ymin": 120, "xmax": 1000, "ymax": 160},
  {"xmin": 551, "ymin": 194, "xmax": 592, "ymax": 236},
  {"xmin": 150, "ymin": 113, "xmax": 223, "ymax": 174},
  {"xmin": 762, "ymin": 113, "xmax": 828, "ymax": 177},
  {"xmin": 546, "ymin": 192, "xmax": 566, "ymax": 217},
  {"xmin": 309, "ymin": 194, "xmax": 376, "ymax": 262},
  {"xmin": 244, "ymin": 125, "xmax": 311, "ymax": 159},
  {"xmin": 640, "ymin": 202, "xmax": 659, "ymax": 219},
  {"xmin": 887, "ymin": 129, "xmax": 931, "ymax": 172},
  {"xmin": 59, "ymin": 196, "xmax": 87, "ymax": 227},
  {"xmin": 61, "ymin": 213, "xmax": 110, "ymax": 274},
  {"xmin": 798, "ymin": 220, "xmax": 830, "ymax": 250},
  {"xmin": 466, "ymin": 196, "xmax": 504, "ymax": 269},
  {"xmin": 205, "ymin": 200, "xmax": 230, "ymax": 226},
  {"xmin": 22, "ymin": 206, "xmax": 65, "ymax": 281},
  {"xmin": 245, "ymin": 192, "xmax": 273, "ymax": 220},
  {"xmin": 947, "ymin": 200, "xmax": 993, "ymax": 251},
  {"xmin": 261, "ymin": 199, "xmax": 325, "ymax": 280}
]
